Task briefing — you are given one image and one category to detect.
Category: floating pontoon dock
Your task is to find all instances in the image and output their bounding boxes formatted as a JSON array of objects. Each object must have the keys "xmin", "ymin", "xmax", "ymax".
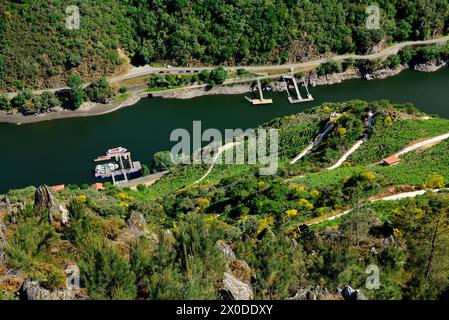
[
  {"xmin": 94, "ymin": 149, "xmax": 142, "ymax": 185},
  {"xmin": 282, "ymin": 74, "xmax": 314, "ymax": 104},
  {"xmin": 245, "ymin": 79, "xmax": 273, "ymax": 105}
]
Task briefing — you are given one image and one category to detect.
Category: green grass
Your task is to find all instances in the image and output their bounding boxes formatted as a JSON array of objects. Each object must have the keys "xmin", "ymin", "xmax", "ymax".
[
  {"xmin": 144, "ymin": 86, "xmax": 185, "ymax": 92},
  {"xmin": 292, "ymin": 139, "xmax": 449, "ymax": 191},
  {"xmin": 112, "ymin": 93, "xmax": 130, "ymax": 103},
  {"xmin": 351, "ymin": 117, "xmax": 449, "ymax": 165}
]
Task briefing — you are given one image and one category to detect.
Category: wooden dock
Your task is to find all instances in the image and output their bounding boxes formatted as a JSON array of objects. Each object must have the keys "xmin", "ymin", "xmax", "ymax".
[{"xmin": 245, "ymin": 79, "xmax": 273, "ymax": 105}]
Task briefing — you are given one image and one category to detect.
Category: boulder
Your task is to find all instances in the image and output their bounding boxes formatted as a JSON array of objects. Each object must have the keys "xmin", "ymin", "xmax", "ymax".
[
  {"xmin": 341, "ymin": 285, "xmax": 368, "ymax": 300},
  {"xmin": 34, "ymin": 185, "xmax": 69, "ymax": 225},
  {"xmin": 221, "ymin": 272, "xmax": 253, "ymax": 300},
  {"xmin": 0, "ymin": 196, "xmax": 11, "ymax": 212},
  {"xmin": 217, "ymin": 242, "xmax": 236, "ymax": 260},
  {"xmin": 18, "ymin": 279, "xmax": 86, "ymax": 300},
  {"xmin": 127, "ymin": 211, "xmax": 148, "ymax": 235},
  {"xmin": 414, "ymin": 60, "xmax": 447, "ymax": 72},
  {"xmin": 381, "ymin": 235, "xmax": 395, "ymax": 248}
]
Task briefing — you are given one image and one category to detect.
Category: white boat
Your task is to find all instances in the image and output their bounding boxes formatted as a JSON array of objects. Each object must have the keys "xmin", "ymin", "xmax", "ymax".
[
  {"xmin": 106, "ymin": 147, "xmax": 127, "ymax": 156},
  {"xmin": 95, "ymin": 163, "xmax": 119, "ymax": 175}
]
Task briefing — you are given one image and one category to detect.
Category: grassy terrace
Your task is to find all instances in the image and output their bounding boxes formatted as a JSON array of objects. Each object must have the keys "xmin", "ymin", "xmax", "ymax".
[{"xmin": 352, "ymin": 117, "xmax": 449, "ymax": 164}]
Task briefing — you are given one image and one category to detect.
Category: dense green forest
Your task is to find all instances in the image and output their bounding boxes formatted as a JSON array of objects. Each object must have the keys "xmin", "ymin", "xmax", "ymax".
[
  {"xmin": 1, "ymin": 0, "xmax": 449, "ymax": 90},
  {"xmin": 1, "ymin": 101, "xmax": 449, "ymax": 300}
]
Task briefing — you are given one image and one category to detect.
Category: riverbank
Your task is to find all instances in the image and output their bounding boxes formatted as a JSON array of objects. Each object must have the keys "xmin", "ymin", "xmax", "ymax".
[
  {"xmin": 0, "ymin": 91, "xmax": 146, "ymax": 125},
  {"xmin": 152, "ymin": 60, "xmax": 448, "ymax": 99},
  {"xmin": 1, "ymin": 60, "xmax": 447, "ymax": 124}
]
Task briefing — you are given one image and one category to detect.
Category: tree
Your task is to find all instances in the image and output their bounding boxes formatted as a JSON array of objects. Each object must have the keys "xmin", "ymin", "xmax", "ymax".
[
  {"xmin": 66, "ymin": 75, "xmax": 86, "ymax": 109},
  {"xmin": 209, "ymin": 67, "xmax": 227, "ymax": 85},
  {"xmin": 150, "ymin": 151, "xmax": 175, "ymax": 173},
  {"xmin": 81, "ymin": 243, "xmax": 137, "ymax": 300},
  {"xmin": 130, "ymin": 235, "xmax": 183, "ymax": 299},
  {"xmin": 86, "ymin": 77, "xmax": 115, "ymax": 104},
  {"xmin": 392, "ymin": 196, "xmax": 449, "ymax": 299},
  {"xmin": 0, "ymin": 94, "xmax": 11, "ymax": 111},
  {"xmin": 339, "ymin": 205, "xmax": 379, "ymax": 245}
]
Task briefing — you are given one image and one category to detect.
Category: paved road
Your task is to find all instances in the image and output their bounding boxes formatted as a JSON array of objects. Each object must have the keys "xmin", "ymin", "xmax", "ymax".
[
  {"xmin": 4, "ymin": 36, "xmax": 449, "ymax": 99},
  {"xmin": 113, "ymin": 35, "xmax": 449, "ymax": 81}
]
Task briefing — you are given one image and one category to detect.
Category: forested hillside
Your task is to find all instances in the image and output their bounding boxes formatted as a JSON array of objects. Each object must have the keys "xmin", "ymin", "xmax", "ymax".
[
  {"xmin": 1, "ymin": 101, "xmax": 449, "ymax": 300},
  {"xmin": 1, "ymin": 0, "xmax": 449, "ymax": 90}
]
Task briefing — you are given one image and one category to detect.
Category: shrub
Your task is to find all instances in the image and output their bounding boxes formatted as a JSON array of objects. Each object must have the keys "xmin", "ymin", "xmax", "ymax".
[
  {"xmin": 86, "ymin": 78, "xmax": 115, "ymax": 104},
  {"xmin": 81, "ymin": 244, "xmax": 137, "ymax": 300}
]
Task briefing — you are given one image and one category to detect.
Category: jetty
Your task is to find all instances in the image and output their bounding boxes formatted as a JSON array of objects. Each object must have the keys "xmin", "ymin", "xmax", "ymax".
[
  {"xmin": 282, "ymin": 73, "xmax": 314, "ymax": 104},
  {"xmin": 94, "ymin": 147, "xmax": 142, "ymax": 185},
  {"xmin": 245, "ymin": 79, "xmax": 273, "ymax": 105}
]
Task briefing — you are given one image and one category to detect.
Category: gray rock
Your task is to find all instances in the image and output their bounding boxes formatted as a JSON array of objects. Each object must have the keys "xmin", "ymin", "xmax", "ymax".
[
  {"xmin": 127, "ymin": 211, "xmax": 148, "ymax": 235},
  {"xmin": 19, "ymin": 279, "xmax": 86, "ymax": 300},
  {"xmin": 366, "ymin": 65, "xmax": 406, "ymax": 80},
  {"xmin": 222, "ymin": 272, "xmax": 253, "ymax": 300},
  {"xmin": 0, "ymin": 219, "xmax": 6, "ymax": 265},
  {"xmin": 414, "ymin": 60, "xmax": 447, "ymax": 72},
  {"xmin": 0, "ymin": 196, "xmax": 11, "ymax": 211},
  {"xmin": 217, "ymin": 242, "xmax": 236, "ymax": 260},
  {"xmin": 382, "ymin": 235, "xmax": 395, "ymax": 248},
  {"xmin": 34, "ymin": 185, "xmax": 69, "ymax": 225}
]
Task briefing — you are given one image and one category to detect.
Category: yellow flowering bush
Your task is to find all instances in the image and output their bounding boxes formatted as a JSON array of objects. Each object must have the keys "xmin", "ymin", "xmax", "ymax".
[
  {"xmin": 75, "ymin": 195, "xmax": 87, "ymax": 203},
  {"xmin": 285, "ymin": 209, "xmax": 298, "ymax": 217},
  {"xmin": 256, "ymin": 216, "xmax": 275, "ymax": 235},
  {"xmin": 360, "ymin": 171, "xmax": 376, "ymax": 181},
  {"xmin": 298, "ymin": 198, "xmax": 313, "ymax": 210},
  {"xmin": 117, "ymin": 192, "xmax": 134, "ymax": 201},
  {"xmin": 337, "ymin": 127, "xmax": 347, "ymax": 137},
  {"xmin": 310, "ymin": 189, "xmax": 320, "ymax": 197},
  {"xmin": 195, "ymin": 198, "xmax": 210, "ymax": 211},
  {"xmin": 119, "ymin": 202, "xmax": 129, "ymax": 208}
]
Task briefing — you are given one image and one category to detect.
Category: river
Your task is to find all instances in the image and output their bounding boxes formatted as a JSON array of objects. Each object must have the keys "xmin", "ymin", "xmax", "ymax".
[{"xmin": 1, "ymin": 68, "xmax": 449, "ymax": 193}]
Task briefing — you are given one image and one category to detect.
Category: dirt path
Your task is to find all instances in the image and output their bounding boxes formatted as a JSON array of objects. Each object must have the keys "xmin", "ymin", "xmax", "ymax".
[
  {"xmin": 394, "ymin": 132, "xmax": 449, "ymax": 157},
  {"xmin": 326, "ymin": 112, "xmax": 374, "ymax": 170},
  {"xmin": 305, "ymin": 188, "xmax": 447, "ymax": 226},
  {"xmin": 193, "ymin": 142, "xmax": 242, "ymax": 185},
  {"xmin": 290, "ymin": 122, "xmax": 335, "ymax": 164}
]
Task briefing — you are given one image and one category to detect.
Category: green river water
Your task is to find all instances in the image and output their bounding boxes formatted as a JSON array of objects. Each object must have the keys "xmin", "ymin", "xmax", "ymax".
[{"xmin": 1, "ymin": 68, "xmax": 449, "ymax": 193}]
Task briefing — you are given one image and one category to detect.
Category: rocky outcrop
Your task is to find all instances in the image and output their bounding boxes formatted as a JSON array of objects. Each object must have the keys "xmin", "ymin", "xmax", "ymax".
[
  {"xmin": 0, "ymin": 196, "xmax": 11, "ymax": 212},
  {"xmin": 217, "ymin": 241, "xmax": 255, "ymax": 300},
  {"xmin": 34, "ymin": 185, "xmax": 69, "ymax": 226},
  {"xmin": 221, "ymin": 272, "xmax": 254, "ymax": 300},
  {"xmin": 414, "ymin": 60, "xmax": 447, "ymax": 72},
  {"xmin": 340, "ymin": 285, "xmax": 368, "ymax": 300},
  {"xmin": 18, "ymin": 279, "xmax": 85, "ymax": 300},
  {"xmin": 0, "ymin": 217, "xmax": 6, "ymax": 266},
  {"xmin": 151, "ymin": 84, "xmax": 252, "ymax": 99},
  {"xmin": 217, "ymin": 242, "xmax": 236, "ymax": 260},
  {"xmin": 364, "ymin": 65, "xmax": 407, "ymax": 80},
  {"xmin": 127, "ymin": 211, "xmax": 148, "ymax": 236},
  {"xmin": 18, "ymin": 264, "xmax": 85, "ymax": 300},
  {"xmin": 289, "ymin": 285, "xmax": 368, "ymax": 300},
  {"xmin": 308, "ymin": 70, "xmax": 362, "ymax": 87}
]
